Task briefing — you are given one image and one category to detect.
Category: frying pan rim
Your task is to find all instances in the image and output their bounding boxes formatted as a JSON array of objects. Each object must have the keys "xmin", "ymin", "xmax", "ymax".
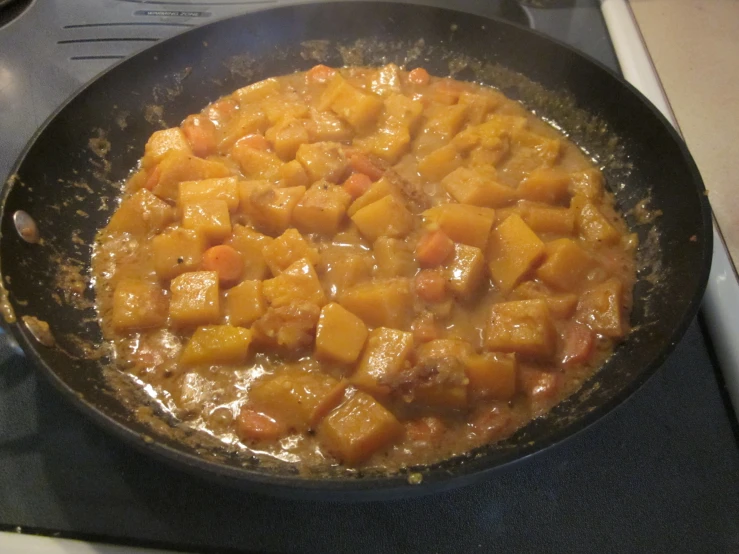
[{"xmin": 0, "ymin": 1, "xmax": 713, "ymax": 499}]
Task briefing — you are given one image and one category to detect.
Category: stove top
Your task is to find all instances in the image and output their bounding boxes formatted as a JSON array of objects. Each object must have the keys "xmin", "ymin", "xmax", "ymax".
[{"xmin": 1, "ymin": 1, "xmax": 738, "ymax": 552}]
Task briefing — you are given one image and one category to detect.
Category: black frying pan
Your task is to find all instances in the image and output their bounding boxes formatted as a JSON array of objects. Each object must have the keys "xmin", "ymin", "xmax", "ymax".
[{"xmin": 0, "ymin": 2, "xmax": 712, "ymax": 499}]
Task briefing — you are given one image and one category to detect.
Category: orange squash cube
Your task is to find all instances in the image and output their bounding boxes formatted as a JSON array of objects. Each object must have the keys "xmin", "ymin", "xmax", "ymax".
[
  {"xmin": 350, "ymin": 194, "xmax": 414, "ymax": 242},
  {"xmin": 278, "ymin": 159, "xmax": 311, "ymax": 188},
  {"xmin": 465, "ymin": 352, "xmax": 517, "ymax": 400},
  {"xmin": 423, "ymin": 204, "xmax": 496, "ymax": 250},
  {"xmin": 536, "ymin": 238, "xmax": 594, "ymax": 292},
  {"xmin": 575, "ymin": 199, "xmax": 621, "ymax": 245},
  {"xmin": 320, "ymin": 74, "xmax": 384, "ymax": 132},
  {"xmin": 512, "ymin": 281, "xmax": 579, "ymax": 319},
  {"xmin": 106, "ymin": 189, "xmax": 175, "ymax": 237},
  {"xmin": 295, "ymin": 142, "xmax": 348, "ymax": 183},
  {"xmin": 261, "ymin": 228, "xmax": 320, "ymax": 275},
  {"xmin": 351, "ymin": 327, "xmax": 414, "ymax": 397},
  {"xmin": 179, "ymin": 325, "xmax": 252, "ymax": 366},
  {"xmin": 418, "ymin": 144, "xmax": 463, "ymax": 182},
  {"xmin": 318, "ymin": 391, "xmax": 402, "ymax": 465},
  {"xmin": 339, "ymin": 279, "xmax": 413, "ymax": 329},
  {"xmin": 225, "ymin": 225, "xmax": 273, "ymax": 280},
  {"xmin": 292, "ymin": 181, "xmax": 352, "ymax": 235},
  {"xmin": 231, "ymin": 142, "xmax": 282, "ymax": 180},
  {"xmin": 112, "ymin": 279, "xmax": 168, "ymax": 331},
  {"xmin": 182, "ymin": 199, "xmax": 231, "ymax": 242},
  {"xmin": 226, "ymin": 280, "xmax": 266, "ymax": 327},
  {"xmin": 169, "ymin": 271, "xmax": 220, "ymax": 326},
  {"xmin": 518, "ymin": 167, "xmax": 571, "ymax": 205},
  {"xmin": 576, "ymin": 278, "xmax": 625, "ymax": 337},
  {"xmin": 151, "ymin": 151, "xmax": 232, "ymax": 201},
  {"xmin": 441, "ymin": 167, "xmax": 517, "ymax": 208},
  {"xmin": 315, "ymin": 302, "xmax": 369, "ymax": 364},
  {"xmin": 519, "ymin": 202, "xmax": 575, "ymax": 236},
  {"xmin": 484, "ymin": 299, "xmax": 555, "ymax": 359},
  {"xmin": 486, "ymin": 214, "xmax": 545, "ymax": 293},
  {"xmin": 373, "ymin": 237, "xmax": 418, "ymax": 278},
  {"xmin": 151, "ymin": 228, "xmax": 207, "ymax": 280},
  {"xmin": 445, "ymin": 243, "xmax": 486, "ymax": 298},
  {"xmin": 262, "ymin": 258, "xmax": 327, "ymax": 308},
  {"xmin": 318, "ymin": 245, "xmax": 374, "ymax": 296},
  {"xmin": 178, "ymin": 177, "xmax": 240, "ymax": 212},
  {"xmin": 239, "ymin": 182, "xmax": 306, "ymax": 236},
  {"xmin": 143, "ymin": 127, "xmax": 191, "ymax": 167}
]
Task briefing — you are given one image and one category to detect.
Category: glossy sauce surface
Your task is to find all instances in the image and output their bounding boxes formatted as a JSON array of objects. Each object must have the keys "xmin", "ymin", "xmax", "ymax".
[{"xmin": 93, "ymin": 65, "xmax": 636, "ymax": 470}]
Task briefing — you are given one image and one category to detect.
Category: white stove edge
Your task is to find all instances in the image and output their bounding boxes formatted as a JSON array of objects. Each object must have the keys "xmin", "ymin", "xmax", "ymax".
[
  {"xmin": 601, "ymin": 0, "xmax": 739, "ymax": 417},
  {"xmin": 2, "ymin": 2, "xmax": 736, "ymax": 552}
]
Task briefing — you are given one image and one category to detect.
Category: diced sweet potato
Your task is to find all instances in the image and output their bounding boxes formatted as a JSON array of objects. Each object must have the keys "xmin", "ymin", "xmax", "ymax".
[
  {"xmin": 261, "ymin": 96, "xmax": 310, "ymax": 126},
  {"xmin": 261, "ymin": 228, "xmax": 320, "ymax": 275},
  {"xmin": 234, "ymin": 78, "xmax": 280, "ymax": 106},
  {"xmin": 225, "ymin": 224, "xmax": 273, "ymax": 280},
  {"xmin": 442, "ymin": 167, "xmax": 517, "ymax": 208},
  {"xmin": 319, "ymin": 245, "xmax": 373, "ymax": 296},
  {"xmin": 519, "ymin": 202, "xmax": 575, "ymax": 236},
  {"xmin": 151, "ymin": 151, "xmax": 232, "ymax": 201},
  {"xmin": 306, "ymin": 108, "xmax": 354, "ymax": 143},
  {"xmin": 573, "ymin": 197, "xmax": 621, "ymax": 245},
  {"xmin": 320, "ymin": 74, "xmax": 384, "ymax": 132},
  {"xmin": 181, "ymin": 199, "xmax": 231, "ymax": 242},
  {"xmin": 458, "ymin": 91, "xmax": 501, "ymax": 125},
  {"xmin": 423, "ymin": 204, "xmax": 496, "ymax": 250},
  {"xmin": 217, "ymin": 105, "xmax": 269, "ymax": 152},
  {"xmin": 169, "ymin": 271, "xmax": 220, "ymax": 327},
  {"xmin": 351, "ymin": 195, "xmax": 414, "ymax": 242},
  {"xmin": 295, "ymin": 142, "xmax": 348, "ymax": 183},
  {"xmin": 418, "ymin": 144, "xmax": 463, "ymax": 182},
  {"xmin": 351, "ymin": 328, "xmax": 414, "ymax": 396},
  {"xmin": 151, "ymin": 228, "xmax": 206, "ymax": 280},
  {"xmin": 250, "ymin": 371, "xmax": 346, "ymax": 430},
  {"xmin": 292, "ymin": 181, "xmax": 352, "ymax": 235},
  {"xmin": 518, "ymin": 167, "xmax": 571, "ymax": 205},
  {"xmin": 568, "ymin": 168, "xmax": 604, "ymax": 200},
  {"xmin": 413, "ymin": 104, "xmax": 468, "ymax": 156},
  {"xmin": 416, "ymin": 229, "xmax": 455, "ymax": 268},
  {"xmin": 347, "ymin": 177, "xmax": 398, "ymax": 217},
  {"xmin": 464, "ymin": 352, "xmax": 517, "ymax": 400},
  {"xmin": 318, "ymin": 391, "xmax": 402, "ymax": 465},
  {"xmin": 512, "ymin": 281, "xmax": 579, "ymax": 319},
  {"xmin": 339, "ymin": 279, "xmax": 413, "ymax": 329},
  {"xmin": 278, "ymin": 159, "xmax": 311, "ymax": 188},
  {"xmin": 179, "ymin": 325, "xmax": 252, "ymax": 366},
  {"xmin": 445, "ymin": 243, "xmax": 485, "ymax": 298},
  {"xmin": 315, "ymin": 302, "xmax": 369, "ymax": 364},
  {"xmin": 178, "ymin": 177, "xmax": 239, "ymax": 212},
  {"xmin": 486, "ymin": 214, "xmax": 546, "ymax": 293},
  {"xmin": 226, "ymin": 280, "xmax": 266, "ymax": 327},
  {"xmin": 239, "ymin": 182, "xmax": 306, "ymax": 235},
  {"xmin": 355, "ymin": 129, "xmax": 411, "ymax": 166},
  {"xmin": 576, "ymin": 278, "xmax": 625, "ymax": 337},
  {"xmin": 231, "ymin": 138, "xmax": 282, "ymax": 179},
  {"xmin": 112, "ymin": 279, "xmax": 168, "ymax": 331},
  {"xmin": 236, "ymin": 408, "xmax": 286, "ymax": 442},
  {"xmin": 143, "ymin": 128, "xmax": 191, "ymax": 168},
  {"xmin": 484, "ymin": 299, "xmax": 555, "ymax": 359},
  {"xmin": 536, "ymin": 238, "xmax": 594, "ymax": 292},
  {"xmin": 410, "ymin": 339, "xmax": 471, "ymax": 409},
  {"xmin": 373, "ymin": 237, "xmax": 418, "ymax": 278},
  {"xmin": 106, "ymin": 189, "xmax": 175, "ymax": 237},
  {"xmin": 264, "ymin": 119, "xmax": 310, "ymax": 160},
  {"xmin": 262, "ymin": 258, "xmax": 327, "ymax": 308}
]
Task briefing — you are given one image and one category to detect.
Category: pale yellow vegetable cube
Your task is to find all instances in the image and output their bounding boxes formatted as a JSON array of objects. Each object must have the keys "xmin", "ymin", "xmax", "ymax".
[
  {"xmin": 261, "ymin": 228, "xmax": 319, "ymax": 275},
  {"xmin": 354, "ymin": 128, "xmax": 412, "ymax": 165},
  {"xmin": 266, "ymin": 119, "xmax": 310, "ymax": 160},
  {"xmin": 568, "ymin": 168, "xmax": 604, "ymax": 200},
  {"xmin": 576, "ymin": 278, "xmax": 625, "ymax": 337},
  {"xmin": 413, "ymin": 104, "xmax": 468, "ymax": 156},
  {"xmin": 351, "ymin": 195, "xmax": 414, "ymax": 242},
  {"xmin": 182, "ymin": 199, "xmax": 231, "ymax": 242},
  {"xmin": 465, "ymin": 352, "xmax": 517, "ymax": 400},
  {"xmin": 217, "ymin": 105, "xmax": 268, "ymax": 152},
  {"xmin": 536, "ymin": 238, "xmax": 594, "ymax": 291},
  {"xmin": 261, "ymin": 96, "xmax": 310, "ymax": 126},
  {"xmin": 106, "ymin": 188, "xmax": 174, "ymax": 237},
  {"xmin": 350, "ymin": 328, "xmax": 414, "ymax": 396},
  {"xmin": 226, "ymin": 280, "xmax": 266, "ymax": 327},
  {"xmin": 573, "ymin": 197, "xmax": 621, "ymax": 245},
  {"xmin": 373, "ymin": 237, "xmax": 418, "ymax": 278},
  {"xmin": 231, "ymin": 142, "xmax": 282, "ymax": 179},
  {"xmin": 225, "ymin": 224, "xmax": 273, "ymax": 280},
  {"xmin": 239, "ymin": 182, "xmax": 306, "ymax": 235},
  {"xmin": 112, "ymin": 278, "xmax": 168, "ymax": 331},
  {"xmin": 442, "ymin": 167, "xmax": 517, "ymax": 208},
  {"xmin": 143, "ymin": 127, "xmax": 191, "ymax": 168},
  {"xmin": 319, "ymin": 246, "xmax": 374, "ymax": 296},
  {"xmin": 418, "ymin": 144, "xmax": 463, "ymax": 182},
  {"xmin": 339, "ymin": 278, "xmax": 413, "ymax": 329},
  {"xmin": 423, "ymin": 204, "xmax": 496, "ymax": 250},
  {"xmin": 295, "ymin": 142, "xmax": 348, "ymax": 183},
  {"xmin": 169, "ymin": 271, "xmax": 220, "ymax": 327},
  {"xmin": 445, "ymin": 244, "xmax": 485, "ymax": 298},
  {"xmin": 320, "ymin": 74, "xmax": 384, "ymax": 132},
  {"xmin": 262, "ymin": 258, "xmax": 327, "ymax": 308},
  {"xmin": 485, "ymin": 299, "xmax": 555, "ymax": 359},
  {"xmin": 178, "ymin": 177, "xmax": 240, "ymax": 212},
  {"xmin": 318, "ymin": 392, "xmax": 402, "ymax": 465},
  {"xmin": 347, "ymin": 177, "xmax": 397, "ymax": 217},
  {"xmin": 487, "ymin": 214, "xmax": 545, "ymax": 293},
  {"xmin": 278, "ymin": 159, "xmax": 310, "ymax": 188},
  {"xmin": 315, "ymin": 302, "xmax": 369, "ymax": 364},
  {"xmin": 234, "ymin": 78, "xmax": 280, "ymax": 105},
  {"xmin": 519, "ymin": 202, "xmax": 575, "ymax": 236},
  {"xmin": 292, "ymin": 181, "xmax": 352, "ymax": 235},
  {"xmin": 512, "ymin": 281, "xmax": 579, "ymax": 320},
  {"xmin": 518, "ymin": 167, "xmax": 571, "ymax": 204},
  {"xmin": 180, "ymin": 325, "xmax": 252, "ymax": 366},
  {"xmin": 458, "ymin": 91, "xmax": 501, "ymax": 125},
  {"xmin": 152, "ymin": 151, "xmax": 232, "ymax": 201},
  {"xmin": 151, "ymin": 228, "xmax": 206, "ymax": 280}
]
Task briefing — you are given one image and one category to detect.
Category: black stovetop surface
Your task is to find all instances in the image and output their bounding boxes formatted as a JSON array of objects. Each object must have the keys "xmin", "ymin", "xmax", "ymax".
[{"xmin": 1, "ymin": 1, "xmax": 738, "ymax": 552}]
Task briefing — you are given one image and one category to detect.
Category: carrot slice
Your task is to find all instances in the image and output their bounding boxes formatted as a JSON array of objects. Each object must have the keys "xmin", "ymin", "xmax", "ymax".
[
  {"xmin": 182, "ymin": 115, "xmax": 217, "ymax": 158},
  {"xmin": 342, "ymin": 173, "xmax": 373, "ymax": 199},
  {"xmin": 307, "ymin": 64, "xmax": 337, "ymax": 84},
  {"xmin": 560, "ymin": 322, "xmax": 595, "ymax": 366},
  {"xmin": 201, "ymin": 244, "xmax": 244, "ymax": 286},
  {"xmin": 414, "ymin": 269, "xmax": 448, "ymax": 302},
  {"xmin": 416, "ymin": 230, "xmax": 455, "ymax": 267},
  {"xmin": 348, "ymin": 153, "xmax": 385, "ymax": 181},
  {"xmin": 235, "ymin": 134, "xmax": 270, "ymax": 151},
  {"xmin": 236, "ymin": 408, "xmax": 285, "ymax": 442},
  {"xmin": 408, "ymin": 67, "xmax": 430, "ymax": 86}
]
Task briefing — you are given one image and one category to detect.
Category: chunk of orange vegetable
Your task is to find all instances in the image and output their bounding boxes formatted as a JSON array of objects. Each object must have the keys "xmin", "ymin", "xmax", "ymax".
[
  {"xmin": 414, "ymin": 270, "xmax": 448, "ymax": 303},
  {"xmin": 181, "ymin": 115, "xmax": 217, "ymax": 158},
  {"xmin": 315, "ymin": 302, "xmax": 369, "ymax": 364},
  {"xmin": 236, "ymin": 408, "xmax": 286, "ymax": 442},
  {"xmin": 342, "ymin": 173, "xmax": 373, "ymax": 199},
  {"xmin": 307, "ymin": 64, "xmax": 337, "ymax": 84},
  {"xmin": 348, "ymin": 152, "xmax": 385, "ymax": 181},
  {"xmin": 416, "ymin": 229, "xmax": 455, "ymax": 268},
  {"xmin": 201, "ymin": 245, "xmax": 244, "ymax": 287},
  {"xmin": 408, "ymin": 67, "xmax": 430, "ymax": 86},
  {"xmin": 560, "ymin": 322, "xmax": 595, "ymax": 366}
]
